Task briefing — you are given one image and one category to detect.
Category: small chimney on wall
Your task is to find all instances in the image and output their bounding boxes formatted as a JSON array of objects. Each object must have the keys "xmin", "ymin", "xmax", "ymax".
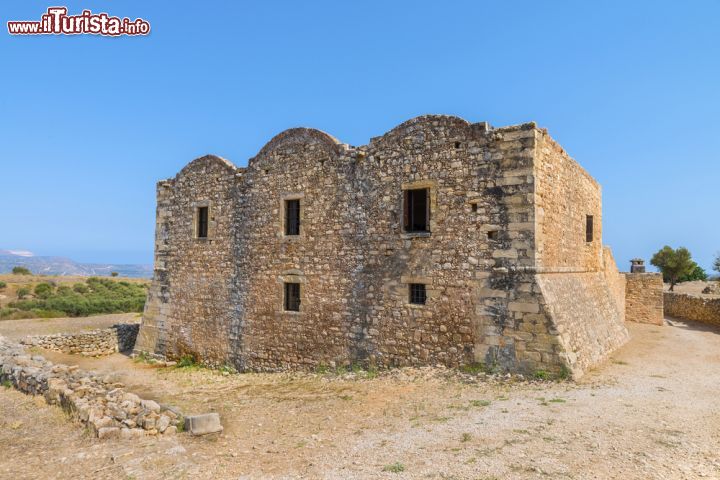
[{"xmin": 630, "ymin": 258, "xmax": 646, "ymax": 273}]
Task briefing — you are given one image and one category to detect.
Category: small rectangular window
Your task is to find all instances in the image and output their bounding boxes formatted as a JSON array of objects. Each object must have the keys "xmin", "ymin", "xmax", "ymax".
[
  {"xmin": 409, "ymin": 283, "xmax": 427, "ymax": 305},
  {"xmin": 284, "ymin": 282, "xmax": 301, "ymax": 311},
  {"xmin": 586, "ymin": 215, "xmax": 594, "ymax": 242},
  {"xmin": 403, "ymin": 188, "xmax": 429, "ymax": 232},
  {"xmin": 197, "ymin": 206, "xmax": 209, "ymax": 238},
  {"xmin": 285, "ymin": 199, "xmax": 300, "ymax": 236}
]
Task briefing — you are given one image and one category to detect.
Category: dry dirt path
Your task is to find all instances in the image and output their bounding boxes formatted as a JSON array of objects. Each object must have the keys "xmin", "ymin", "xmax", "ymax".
[{"xmin": 1, "ymin": 319, "xmax": 719, "ymax": 479}]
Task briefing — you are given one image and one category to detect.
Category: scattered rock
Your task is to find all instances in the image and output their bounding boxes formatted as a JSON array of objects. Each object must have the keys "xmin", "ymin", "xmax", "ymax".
[{"xmin": 184, "ymin": 413, "xmax": 223, "ymax": 435}]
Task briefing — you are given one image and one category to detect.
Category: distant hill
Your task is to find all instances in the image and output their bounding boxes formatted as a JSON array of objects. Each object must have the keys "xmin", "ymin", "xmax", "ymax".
[{"xmin": 0, "ymin": 249, "xmax": 152, "ymax": 278}]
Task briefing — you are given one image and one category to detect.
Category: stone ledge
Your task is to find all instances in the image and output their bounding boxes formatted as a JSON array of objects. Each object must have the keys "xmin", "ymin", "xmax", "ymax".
[{"xmin": 21, "ymin": 323, "xmax": 139, "ymax": 357}]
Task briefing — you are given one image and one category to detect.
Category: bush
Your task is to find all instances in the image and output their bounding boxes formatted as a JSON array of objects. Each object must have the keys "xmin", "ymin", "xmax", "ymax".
[
  {"xmin": 0, "ymin": 281, "xmax": 6, "ymax": 290},
  {"xmin": 33, "ymin": 282, "xmax": 54, "ymax": 299},
  {"xmin": 16, "ymin": 287, "xmax": 30, "ymax": 299},
  {"xmin": 110, "ymin": 271, "xmax": 119, "ymax": 277},
  {"xmin": 11, "ymin": 266, "xmax": 31, "ymax": 275},
  {"xmin": 72, "ymin": 283, "xmax": 88, "ymax": 294}
]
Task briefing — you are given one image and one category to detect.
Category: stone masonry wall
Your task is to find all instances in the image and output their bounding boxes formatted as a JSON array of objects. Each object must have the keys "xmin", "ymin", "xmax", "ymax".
[
  {"xmin": 23, "ymin": 324, "xmax": 139, "ymax": 356},
  {"xmin": 137, "ymin": 115, "xmax": 628, "ymax": 378},
  {"xmin": 664, "ymin": 292, "xmax": 720, "ymax": 326},
  {"xmin": 625, "ymin": 273, "xmax": 664, "ymax": 325},
  {"xmin": 1, "ymin": 336, "xmax": 181, "ymax": 439}
]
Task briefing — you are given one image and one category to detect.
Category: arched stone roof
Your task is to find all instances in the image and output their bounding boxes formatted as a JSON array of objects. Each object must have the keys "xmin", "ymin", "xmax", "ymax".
[
  {"xmin": 252, "ymin": 127, "xmax": 343, "ymax": 162},
  {"xmin": 176, "ymin": 154, "xmax": 238, "ymax": 179}
]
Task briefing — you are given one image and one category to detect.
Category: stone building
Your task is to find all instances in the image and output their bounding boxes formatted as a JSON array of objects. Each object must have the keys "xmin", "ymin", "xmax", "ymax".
[{"xmin": 135, "ymin": 115, "xmax": 632, "ymax": 378}]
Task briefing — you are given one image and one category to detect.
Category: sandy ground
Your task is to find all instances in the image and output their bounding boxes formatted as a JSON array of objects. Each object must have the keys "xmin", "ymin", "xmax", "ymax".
[
  {"xmin": 665, "ymin": 280, "xmax": 720, "ymax": 298},
  {"xmin": 1, "ymin": 319, "xmax": 720, "ymax": 479}
]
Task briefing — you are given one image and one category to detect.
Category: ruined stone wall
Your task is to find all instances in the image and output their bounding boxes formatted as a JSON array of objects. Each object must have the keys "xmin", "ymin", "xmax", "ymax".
[
  {"xmin": 624, "ymin": 273, "xmax": 664, "ymax": 325},
  {"xmin": 664, "ymin": 292, "xmax": 720, "ymax": 326},
  {"xmin": 22, "ymin": 323, "xmax": 139, "ymax": 356}
]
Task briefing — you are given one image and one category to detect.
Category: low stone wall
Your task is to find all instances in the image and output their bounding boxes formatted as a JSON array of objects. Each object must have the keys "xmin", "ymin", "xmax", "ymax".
[
  {"xmin": 0, "ymin": 335, "xmax": 181, "ymax": 438},
  {"xmin": 22, "ymin": 323, "xmax": 139, "ymax": 356},
  {"xmin": 664, "ymin": 293, "xmax": 720, "ymax": 327},
  {"xmin": 625, "ymin": 273, "xmax": 664, "ymax": 325}
]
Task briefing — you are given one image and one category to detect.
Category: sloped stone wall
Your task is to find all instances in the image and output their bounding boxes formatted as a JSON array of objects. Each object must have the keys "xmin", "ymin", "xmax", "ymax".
[
  {"xmin": 664, "ymin": 293, "xmax": 720, "ymax": 326},
  {"xmin": 625, "ymin": 273, "xmax": 664, "ymax": 325},
  {"xmin": 22, "ymin": 323, "xmax": 139, "ymax": 356}
]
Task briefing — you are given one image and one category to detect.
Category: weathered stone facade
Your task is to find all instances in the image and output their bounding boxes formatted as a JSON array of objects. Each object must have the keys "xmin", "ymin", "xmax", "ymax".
[
  {"xmin": 136, "ymin": 115, "xmax": 630, "ymax": 378},
  {"xmin": 664, "ymin": 292, "xmax": 720, "ymax": 326},
  {"xmin": 624, "ymin": 273, "xmax": 664, "ymax": 325}
]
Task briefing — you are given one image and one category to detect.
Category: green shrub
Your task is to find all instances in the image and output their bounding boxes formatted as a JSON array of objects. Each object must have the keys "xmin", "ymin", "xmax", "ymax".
[
  {"xmin": 11, "ymin": 266, "xmax": 31, "ymax": 275},
  {"xmin": 111, "ymin": 272, "xmax": 119, "ymax": 277},
  {"xmin": 0, "ymin": 281, "xmax": 6, "ymax": 290},
  {"xmin": 16, "ymin": 287, "xmax": 30, "ymax": 299},
  {"xmin": 72, "ymin": 283, "xmax": 88, "ymax": 294},
  {"xmin": 34, "ymin": 282, "xmax": 54, "ymax": 299}
]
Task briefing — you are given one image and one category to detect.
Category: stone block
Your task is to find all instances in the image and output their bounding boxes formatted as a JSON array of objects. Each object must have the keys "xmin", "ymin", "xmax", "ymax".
[{"xmin": 184, "ymin": 413, "xmax": 223, "ymax": 435}]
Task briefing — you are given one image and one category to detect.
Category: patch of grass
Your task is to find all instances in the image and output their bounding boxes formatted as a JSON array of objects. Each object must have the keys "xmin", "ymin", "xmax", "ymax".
[
  {"xmin": 558, "ymin": 365, "xmax": 572, "ymax": 380},
  {"xmin": 382, "ymin": 462, "xmax": 405, "ymax": 473},
  {"xmin": 612, "ymin": 360, "xmax": 629, "ymax": 365},
  {"xmin": 461, "ymin": 432, "xmax": 471, "ymax": 442},
  {"xmin": 2, "ymin": 379, "xmax": 12, "ymax": 388},
  {"xmin": 459, "ymin": 362, "xmax": 487, "ymax": 374},
  {"xmin": 548, "ymin": 398, "xmax": 566, "ymax": 403},
  {"xmin": 533, "ymin": 369, "xmax": 550, "ymax": 380},
  {"xmin": 339, "ymin": 394, "xmax": 353, "ymax": 401},
  {"xmin": 470, "ymin": 399, "xmax": 491, "ymax": 407},
  {"xmin": 177, "ymin": 354, "xmax": 199, "ymax": 369}
]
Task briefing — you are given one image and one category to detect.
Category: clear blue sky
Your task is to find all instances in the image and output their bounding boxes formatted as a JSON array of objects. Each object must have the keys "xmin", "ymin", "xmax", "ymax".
[{"xmin": 1, "ymin": 1, "xmax": 718, "ymax": 272}]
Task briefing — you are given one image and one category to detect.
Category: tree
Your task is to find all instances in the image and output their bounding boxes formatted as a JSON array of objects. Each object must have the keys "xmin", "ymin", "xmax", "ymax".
[
  {"xmin": 650, "ymin": 246, "xmax": 696, "ymax": 291},
  {"xmin": 11, "ymin": 266, "xmax": 31, "ymax": 275},
  {"xmin": 714, "ymin": 253, "xmax": 720, "ymax": 276},
  {"xmin": 111, "ymin": 272, "xmax": 119, "ymax": 277},
  {"xmin": 678, "ymin": 263, "xmax": 708, "ymax": 282},
  {"xmin": 33, "ymin": 282, "xmax": 54, "ymax": 299}
]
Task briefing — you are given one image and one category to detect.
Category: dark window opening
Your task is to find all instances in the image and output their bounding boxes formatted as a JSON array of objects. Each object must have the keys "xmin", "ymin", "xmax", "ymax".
[
  {"xmin": 470, "ymin": 202, "xmax": 478, "ymax": 213},
  {"xmin": 197, "ymin": 206, "xmax": 209, "ymax": 238},
  {"xmin": 586, "ymin": 215, "xmax": 594, "ymax": 242},
  {"xmin": 487, "ymin": 230, "xmax": 499, "ymax": 241},
  {"xmin": 284, "ymin": 282, "xmax": 301, "ymax": 311},
  {"xmin": 409, "ymin": 283, "xmax": 427, "ymax": 305},
  {"xmin": 454, "ymin": 141, "xmax": 461, "ymax": 149},
  {"xmin": 285, "ymin": 199, "xmax": 300, "ymax": 236},
  {"xmin": 403, "ymin": 188, "xmax": 430, "ymax": 232}
]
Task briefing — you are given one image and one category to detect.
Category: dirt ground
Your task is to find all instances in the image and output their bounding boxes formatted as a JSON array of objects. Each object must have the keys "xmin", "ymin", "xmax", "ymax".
[
  {"xmin": 1, "ymin": 319, "xmax": 720, "ymax": 480},
  {"xmin": 665, "ymin": 280, "xmax": 720, "ymax": 298},
  {"xmin": 0, "ymin": 312, "xmax": 140, "ymax": 339}
]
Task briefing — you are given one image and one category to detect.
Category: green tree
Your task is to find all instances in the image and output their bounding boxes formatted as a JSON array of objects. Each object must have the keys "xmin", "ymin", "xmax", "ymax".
[
  {"xmin": 11, "ymin": 266, "xmax": 31, "ymax": 275},
  {"xmin": 111, "ymin": 272, "xmax": 119, "ymax": 277},
  {"xmin": 714, "ymin": 253, "xmax": 720, "ymax": 276},
  {"xmin": 650, "ymin": 246, "xmax": 696, "ymax": 291},
  {"xmin": 16, "ymin": 287, "xmax": 30, "ymax": 299},
  {"xmin": 0, "ymin": 281, "xmax": 6, "ymax": 290},
  {"xmin": 678, "ymin": 263, "xmax": 708, "ymax": 282}
]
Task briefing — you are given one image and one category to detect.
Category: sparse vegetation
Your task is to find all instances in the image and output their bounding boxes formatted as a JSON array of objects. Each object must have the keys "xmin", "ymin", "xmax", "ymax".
[
  {"xmin": 0, "ymin": 281, "xmax": 6, "ymax": 290},
  {"xmin": 714, "ymin": 253, "xmax": 720, "ymax": 278},
  {"xmin": 470, "ymin": 399, "xmax": 491, "ymax": 407},
  {"xmin": 111, "ymin": 272, "xmax": 119, "ymax": 277},
  {"xmin": 11, "ymin": 266, "xmax": 31, "ymax": 275},
  {"xmin": 1, "ymin": 277, "xmax": 147, "ymax": 320},
  {"xmin": 382, "ymin": 462, "xmax": 405, "ymax": 473},
  {"xmin": 533, "ymin": 369, "xmax": 550, "ymax": 380}
]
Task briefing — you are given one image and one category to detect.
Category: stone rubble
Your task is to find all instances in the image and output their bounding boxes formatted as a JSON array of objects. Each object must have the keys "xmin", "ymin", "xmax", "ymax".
[
  {"xmin": 22, "ymin": 323, "xmax": 139, "ymax": 357},
  {"xmin": 0, "ymin": 335, "xmax": 181, "ymax": 438}
]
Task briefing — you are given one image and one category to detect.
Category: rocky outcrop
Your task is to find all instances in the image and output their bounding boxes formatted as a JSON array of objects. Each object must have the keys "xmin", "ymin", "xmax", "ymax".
[
  {"xmin": 0, "ymin": 335, "xmax": 181, "ymax": 438},
  {"xmin": 22, "ymin": 323, "xmax": 139, "ymax": 356}
]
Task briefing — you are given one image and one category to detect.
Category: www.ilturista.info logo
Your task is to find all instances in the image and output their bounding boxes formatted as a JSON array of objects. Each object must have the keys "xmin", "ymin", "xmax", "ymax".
[{"xmin": 7, "ymin": 7, "xmax": 150, "ymax": 36}]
